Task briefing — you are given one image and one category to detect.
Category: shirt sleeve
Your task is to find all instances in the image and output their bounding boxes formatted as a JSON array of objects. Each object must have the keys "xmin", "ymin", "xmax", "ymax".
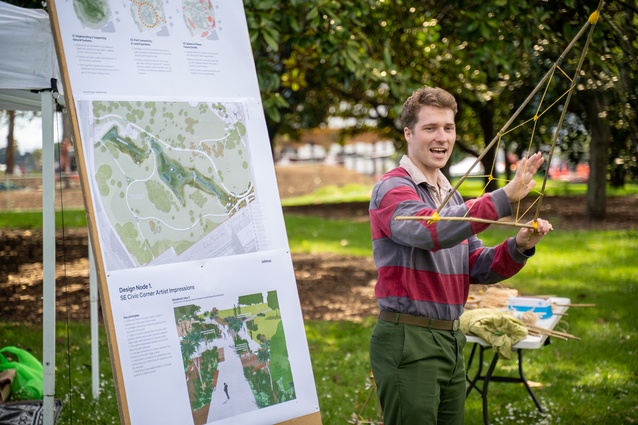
[
  {"xmin": 370, "ymin": 174, "xmax": 514, "ymax": 252},
  {"xmin": 468, "ymin": 236, "xmax": 534, "ymax": 284}
]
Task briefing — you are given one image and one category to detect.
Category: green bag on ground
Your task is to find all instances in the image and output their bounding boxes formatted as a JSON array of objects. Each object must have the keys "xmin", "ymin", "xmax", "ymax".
[{"xmin": 0, "ymin": 346, "xmax": 44, "ymax": 400}]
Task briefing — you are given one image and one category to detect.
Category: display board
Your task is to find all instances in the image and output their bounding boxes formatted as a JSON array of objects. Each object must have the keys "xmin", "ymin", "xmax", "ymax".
[{"xmin": 46, "ymin": 1, "xmax": 321, "ymax": 424}]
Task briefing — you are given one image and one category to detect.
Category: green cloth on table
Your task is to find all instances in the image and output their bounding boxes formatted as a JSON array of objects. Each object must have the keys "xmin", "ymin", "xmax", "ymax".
[{"xmin": 460, "ymin": 308, "xmax": 528, "ymax": 359}]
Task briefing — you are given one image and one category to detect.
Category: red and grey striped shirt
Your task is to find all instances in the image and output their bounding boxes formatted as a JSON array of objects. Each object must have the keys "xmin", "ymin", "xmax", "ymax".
[{"xmin": 369, "ymin": 156, "xmax": 533, "ymax": 321}]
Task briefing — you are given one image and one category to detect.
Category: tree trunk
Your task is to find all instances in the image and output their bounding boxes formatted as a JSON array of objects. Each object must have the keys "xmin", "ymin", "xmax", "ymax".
[
  {"xmin": 583, "ymin": 92, "xmax": 609, "ymax": 220},
  {"xmin": 265, "ymin": 115, "xmax": 280, "ymax": 160},
  {"xmin": 6, "ymin": 110, "xmax": 15, "ymax": 175},
  {"xmin": 477, "ymin": 101, "xmax": 498, "ymax": 192}
]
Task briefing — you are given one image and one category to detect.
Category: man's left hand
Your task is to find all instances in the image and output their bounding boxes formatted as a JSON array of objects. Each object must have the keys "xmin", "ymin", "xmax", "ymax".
[{"xmin": 516, "ymin": 218, "xmax": 553, "ymax": 251}]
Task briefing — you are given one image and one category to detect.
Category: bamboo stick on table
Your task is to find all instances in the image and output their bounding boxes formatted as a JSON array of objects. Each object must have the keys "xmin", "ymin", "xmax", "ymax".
[{"xmin": 527, "ymin": 324, "xmax": 581, "ymax": 340}]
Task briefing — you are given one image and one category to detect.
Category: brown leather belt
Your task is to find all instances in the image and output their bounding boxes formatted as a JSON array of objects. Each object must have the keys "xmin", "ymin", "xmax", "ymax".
[{"xmin": 379, "ymin": 310, "xmax": 460, "ymax": 331}]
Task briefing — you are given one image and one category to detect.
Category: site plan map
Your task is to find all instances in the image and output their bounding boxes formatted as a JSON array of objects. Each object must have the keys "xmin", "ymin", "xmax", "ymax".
[{"xmin": 84, "ymin": 100, "xmax": 259, "ymax": 270}]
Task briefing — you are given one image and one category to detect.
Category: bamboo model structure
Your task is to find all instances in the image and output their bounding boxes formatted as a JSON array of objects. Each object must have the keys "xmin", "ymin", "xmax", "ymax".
[{"xmin": 395, "ymin": 0, "xmax": 605, "ymax": 230}]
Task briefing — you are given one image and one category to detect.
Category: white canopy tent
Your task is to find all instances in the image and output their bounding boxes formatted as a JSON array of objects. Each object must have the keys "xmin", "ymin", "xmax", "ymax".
[
  {"xmin": 0, "ymin": 2, "xmax": 98, "ymax": 424},
  {"xmin": 0, "ymin": 0, "xmax": 60, "ymax": 106}
]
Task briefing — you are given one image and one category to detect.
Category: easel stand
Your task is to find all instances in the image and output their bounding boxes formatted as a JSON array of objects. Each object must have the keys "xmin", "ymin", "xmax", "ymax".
[{"xmin": 465, "ymin": 340, "xmax": 551, "ymax": 425}]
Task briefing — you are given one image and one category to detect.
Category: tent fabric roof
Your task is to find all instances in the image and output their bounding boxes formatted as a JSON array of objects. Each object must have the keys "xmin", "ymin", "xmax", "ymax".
[{"xmin": 0, "ymin": 0, "xmax": 60, "ymax": 110}]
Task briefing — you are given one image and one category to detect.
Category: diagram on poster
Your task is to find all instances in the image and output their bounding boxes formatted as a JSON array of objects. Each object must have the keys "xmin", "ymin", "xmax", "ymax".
[
  {"xmin": 175, "ymin": 291, "xmax": 294, "ymax": 424},
  {"xmin": 182, "ymin": 0, "xmax": 217, "ymax": 38},
  {"xmin": 73, "ymin": 0, "xmax": 113, "ymax": 31},
  {"xmin": 80, "ymin": 99, "xmax": 263, "ymax": 270},
  {"xmin": 72, "ymin": 0, "xmax": 217, "ymax": 38},
  {"xmin": 108, "ymin": 250, "xmax": 319, "ymax": 425}
]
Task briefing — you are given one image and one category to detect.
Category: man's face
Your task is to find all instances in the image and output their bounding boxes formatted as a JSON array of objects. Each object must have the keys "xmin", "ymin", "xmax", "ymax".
[{"xmin": 404, "ymin": 105, "xmax": 456, "ymax": 178}]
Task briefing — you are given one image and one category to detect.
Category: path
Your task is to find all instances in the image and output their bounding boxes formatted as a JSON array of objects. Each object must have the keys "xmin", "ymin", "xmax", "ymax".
[{"xmin": 206, "ymin": 327, "xmax": 257, "ymax": 423}]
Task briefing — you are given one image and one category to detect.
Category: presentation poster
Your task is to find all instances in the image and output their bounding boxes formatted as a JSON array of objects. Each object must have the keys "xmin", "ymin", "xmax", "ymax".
[{"xmin": 47, "ymin": 0, "xmax": 321, "ymax": 423}]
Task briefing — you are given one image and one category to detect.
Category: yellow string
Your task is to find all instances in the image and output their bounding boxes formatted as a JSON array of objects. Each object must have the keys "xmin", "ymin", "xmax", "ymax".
[
  {"xmin": 427, "ymin": 211, "xmax": 440, "ymax": 225},
  {"xmin": 424, "ymin": 9, "xmax": 601, "ymax": 230},
  {"xmin": 556, "ymin": 65, "xmax": 573, "ymax": 81},
  {"xmin": 448, "ymin": 60, "xmax": 568, "ymax": 227}
]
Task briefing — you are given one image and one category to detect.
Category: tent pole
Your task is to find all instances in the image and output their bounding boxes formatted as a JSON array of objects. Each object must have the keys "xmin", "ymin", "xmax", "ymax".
[
  {"xmin": 89, "ymin": 237, "xmax": 100, "ymax": 399},
  {"xmin": 41, "ymin": 89, "xmax": 56, "ymax": 425}
]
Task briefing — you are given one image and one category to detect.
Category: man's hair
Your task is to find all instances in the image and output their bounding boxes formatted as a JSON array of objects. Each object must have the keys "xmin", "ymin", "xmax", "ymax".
[{"xmin": 400, "ymin": 86, "xmax": 458, "ymax": 130}]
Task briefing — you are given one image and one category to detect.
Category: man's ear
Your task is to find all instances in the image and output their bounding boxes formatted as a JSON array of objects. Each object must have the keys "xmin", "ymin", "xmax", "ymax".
[{"xmin": 404, "ymin": 127, "xmax": 411, "ymax": 142}]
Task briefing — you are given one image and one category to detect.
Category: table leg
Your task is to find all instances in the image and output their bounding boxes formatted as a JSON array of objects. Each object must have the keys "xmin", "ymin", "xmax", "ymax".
[
  {"xmin": 466, "ymin": 343, "xmax": 482, "ymax": 396},
  {"xmin": 465, "ymin": 345, "xmax": 546, "ymax": 424},
  {"xmin": 481, "ymin": 350, "xmax": 500, "ymax": 425},
  {"xmin": 517, "ymin": 349, "xmax": 544, "ymax": 413}
]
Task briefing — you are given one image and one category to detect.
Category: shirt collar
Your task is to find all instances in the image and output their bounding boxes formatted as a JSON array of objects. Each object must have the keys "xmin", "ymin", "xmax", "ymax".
[{"xmin": 399, "ymin": 155, "xmax": 453, "ymax": 192}]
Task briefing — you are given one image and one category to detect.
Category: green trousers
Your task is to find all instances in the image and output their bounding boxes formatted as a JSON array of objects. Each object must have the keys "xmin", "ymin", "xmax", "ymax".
[{"xmin": 369, "ymin": 319, "xmax": 467, "ymax": 425}]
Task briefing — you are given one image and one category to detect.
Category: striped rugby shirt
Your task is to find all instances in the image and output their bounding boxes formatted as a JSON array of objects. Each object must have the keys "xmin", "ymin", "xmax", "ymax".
[{"xmin": 369, "ymin": 156, "xmax": 534, "ymax": 321}]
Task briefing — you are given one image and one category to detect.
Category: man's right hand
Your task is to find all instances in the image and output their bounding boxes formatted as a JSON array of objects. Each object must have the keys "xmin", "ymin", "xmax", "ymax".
[{"xmin": 503, "ymin": 152, "xmax": 545, "ymax": 203}]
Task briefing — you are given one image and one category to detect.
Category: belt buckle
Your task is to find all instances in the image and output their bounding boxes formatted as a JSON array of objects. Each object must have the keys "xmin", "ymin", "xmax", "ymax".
[{"xmin": 452, "ymin": 319, "xmax": 460, "ymax": 331}]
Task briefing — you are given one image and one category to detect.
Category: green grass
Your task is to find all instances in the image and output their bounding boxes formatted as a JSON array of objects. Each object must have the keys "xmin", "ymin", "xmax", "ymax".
[
  {"xmin": 1, "ymin": 200, "xmax": 637, "ymax": 424},
  {"xmin": 279, "ymin": 179, "xmax": 638, "ymax": 207},
  {"xmin": 0, "ymin": 210, "xmax": 87, "ymax": 229},
  {"xmin": 284, "ymin": 215, "xmax": 372, "ymax": 256},
  {"xmin": 453, "ymin": 177, "xmax": 638, "ymax": 198},
  {"xmin": 281, "ymin": 183, "xmax": 373, "ymax": 206},
  {"xmin": 304, "ymin": 225, "xmax": 638, "ymax": 424}
]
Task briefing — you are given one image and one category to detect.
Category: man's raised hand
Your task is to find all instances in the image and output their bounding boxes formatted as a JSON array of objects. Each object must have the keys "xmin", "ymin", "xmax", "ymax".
[{"xmin": 503, "ymin": 152, "xmax": 545, "ymax": 203}]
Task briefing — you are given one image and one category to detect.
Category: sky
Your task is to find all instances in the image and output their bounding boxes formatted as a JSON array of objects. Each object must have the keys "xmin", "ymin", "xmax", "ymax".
[{"xmin": 0, "ymin": 114, "xmax": 64, "ymax": 155}]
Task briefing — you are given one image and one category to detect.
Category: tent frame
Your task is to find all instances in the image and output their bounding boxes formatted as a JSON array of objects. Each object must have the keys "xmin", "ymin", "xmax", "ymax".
[{"xmin": 2, "ymin": 84, "xmax": 99, "ymax": 425}]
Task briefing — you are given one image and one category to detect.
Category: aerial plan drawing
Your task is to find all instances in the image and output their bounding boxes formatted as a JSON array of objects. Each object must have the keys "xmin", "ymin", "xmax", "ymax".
[{"xmin": 84, "ymin": 100, "xmax": 258, "ymax": 269}]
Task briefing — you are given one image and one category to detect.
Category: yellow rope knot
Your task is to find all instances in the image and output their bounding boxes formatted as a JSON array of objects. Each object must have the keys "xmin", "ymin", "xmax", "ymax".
[
  {"xmin": 532, "ymin": 221, "xmax": 539, "ymax": 231},
  {"xmin": 588, "ymin": 10, "xmax": 600, "ymax": 25},
  {"xmin": 427, "ymin": 211, "xmax": 440, "ymax": 225}
]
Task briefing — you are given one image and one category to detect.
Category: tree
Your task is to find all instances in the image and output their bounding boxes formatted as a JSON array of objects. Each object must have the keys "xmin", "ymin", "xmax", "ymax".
[
  {"xmin": 175, "ymin": 304, "xmax": 201, "ymax": 335},
  {"xmin": 180, "ymin": 331, "xmax": 198, "ymax": 371},
  {"xmin": 225, "ymin": 315, "xmax": 244, "ymax": 335},
  {"xmin": 520, "ymin": 1, "xmax": 638, "ymax": 219},
  {"xmin": 244, "ymin": 0, "xmax": 376, "ymax": 151},
  {"xmin": 183, "ymin": 327, "xmax": 204, "ymax": 380},
  {"xmin": 583, "ymin": 92, "xmax": 611, "ymax": 219},
  {"xmin": 4, "ymin": 111, "xmax": 16, "ymax": 174},
  {"xmin": 267, "ymin": 290, "xmax": 279, "ymax": 317},
  {"xmin": 323, "ymin": 1, "xmax": 547, "ymax": 191},
  {"xmin": 256, "ymin": 339, "xmax": 276, "ymax": 403},
  {"xmin": 325, "ymin": 0, "xmax": 636, "ymax": 218}
]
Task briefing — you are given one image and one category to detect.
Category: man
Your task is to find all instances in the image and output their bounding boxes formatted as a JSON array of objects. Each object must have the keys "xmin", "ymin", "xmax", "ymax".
[{"xmin": 368, "ymin": 86, "xmax": 552, "ymax": 425}]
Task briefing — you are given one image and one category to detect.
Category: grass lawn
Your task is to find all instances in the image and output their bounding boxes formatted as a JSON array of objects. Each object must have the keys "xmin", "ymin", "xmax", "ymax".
[
  {"xmin": 278, "ymin": 180, "xmax": 638, "ymax": 207},
  {"xmin": 303, "ymin": 225, "xmax": 638, "ymax": 425}
]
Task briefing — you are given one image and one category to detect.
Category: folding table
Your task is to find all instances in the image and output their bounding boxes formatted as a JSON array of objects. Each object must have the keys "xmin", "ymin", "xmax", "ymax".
[{"xmin": 464, "ymin": 297, "xmax": 571, "ymax": 425}]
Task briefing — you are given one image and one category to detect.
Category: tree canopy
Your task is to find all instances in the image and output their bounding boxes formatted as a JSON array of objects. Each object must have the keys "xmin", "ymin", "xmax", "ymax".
[
  {"xmin": 4, "ymin": 0, "xmax": 636, "ymax": 217},
  {"xmin": 245, "ymin": 0, "xmax": 636, "ymax": 217}
]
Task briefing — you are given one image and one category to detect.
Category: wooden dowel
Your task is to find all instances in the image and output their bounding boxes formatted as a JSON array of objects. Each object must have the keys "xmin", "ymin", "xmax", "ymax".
[
  {"xmin": 394, "ymin": 215, "xmax": 537, "ymax": 229},
  {"xmin": 525, "ymin": 295, "xmax": 557, "ymax": 299},
  {"xmin": 551, "ymin": 330, "xmax": 581, "ymax": 340},
  {"xmin": 547, "ymin": 333, "xmax": 569, "ymax": 341},
  {"xmin": 527, "ymin": 325, "xmax": 581, "ymax": 340}
]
